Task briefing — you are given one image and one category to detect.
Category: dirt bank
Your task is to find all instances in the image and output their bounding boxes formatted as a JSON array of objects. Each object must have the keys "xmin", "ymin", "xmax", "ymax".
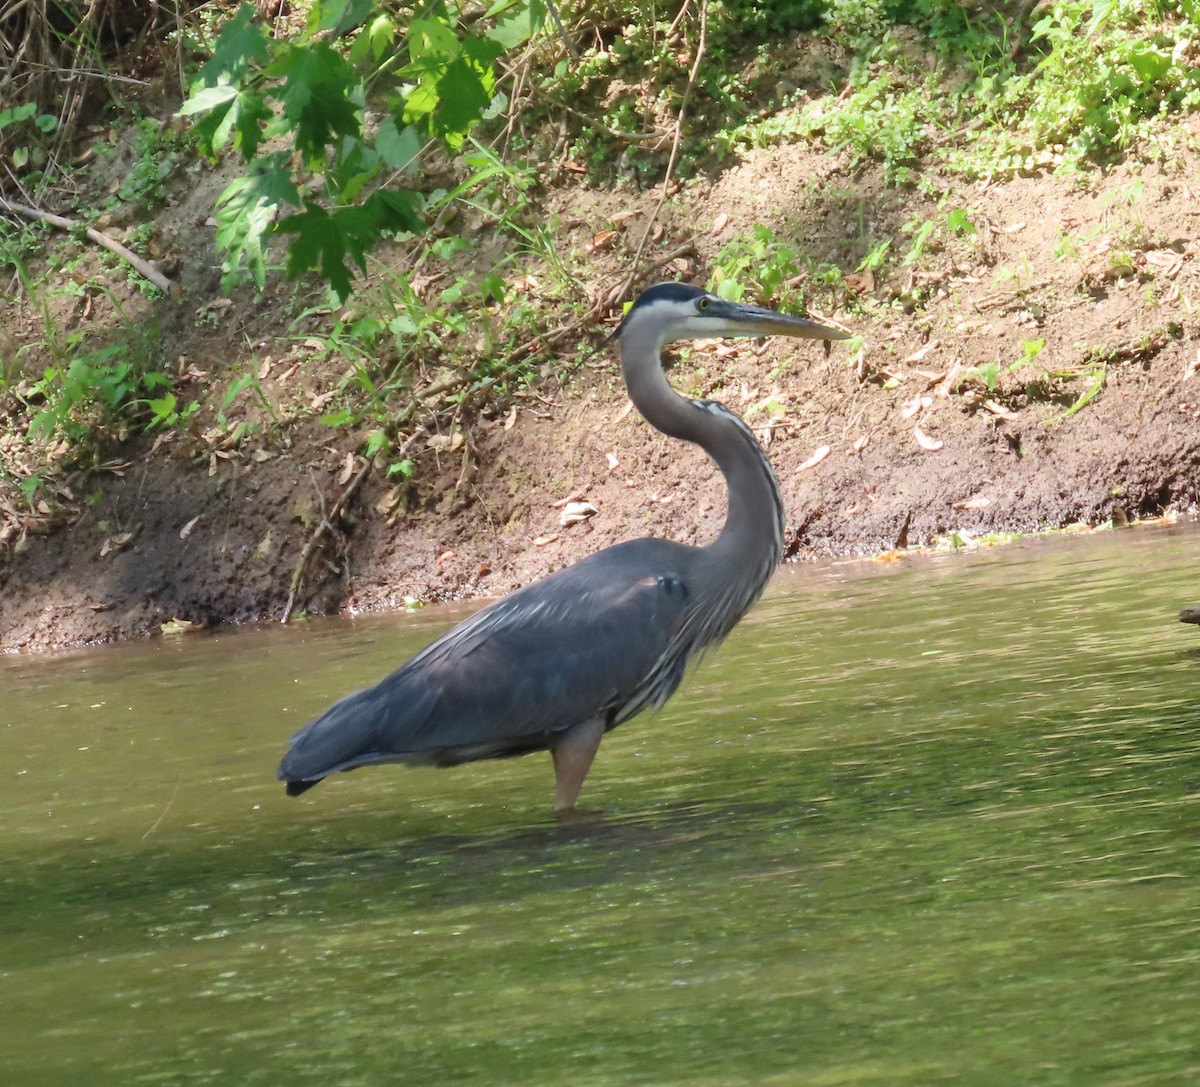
[{"xmin": 3, "ymin": 133, "xmax": 1200, "ymax": 652}]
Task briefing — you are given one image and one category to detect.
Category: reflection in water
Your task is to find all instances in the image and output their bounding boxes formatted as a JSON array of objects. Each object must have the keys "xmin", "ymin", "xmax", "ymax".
[{"xmin": 1, "ymin": 525, "xmax": 1198, "ymax": 1085}]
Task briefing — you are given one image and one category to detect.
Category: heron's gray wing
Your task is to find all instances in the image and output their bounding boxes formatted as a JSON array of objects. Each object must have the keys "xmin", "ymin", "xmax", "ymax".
[{"xmin": 278, "ymin": 539, "xmax": 694, "ymax": 784}]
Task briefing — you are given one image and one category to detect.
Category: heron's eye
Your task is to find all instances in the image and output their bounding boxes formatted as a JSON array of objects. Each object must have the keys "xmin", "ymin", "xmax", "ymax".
[{"xmin": 697, "ymin": 297, "xmax": 709, "ymax": 311}]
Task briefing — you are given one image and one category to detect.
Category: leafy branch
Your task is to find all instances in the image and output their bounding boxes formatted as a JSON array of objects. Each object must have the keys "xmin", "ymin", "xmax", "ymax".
[{"xmin": 178, "ymin": 0, "xmax": 547, "ymax": 300}]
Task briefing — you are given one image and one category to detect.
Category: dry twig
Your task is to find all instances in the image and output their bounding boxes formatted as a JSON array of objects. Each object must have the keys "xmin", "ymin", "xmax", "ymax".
[
  {"xmin": 281, "ymin": 456, "xmax": 373, "ymax": 624},
  {"xmin": 0, "ymin": 196, "xmax": 178, "ymax": 297}
]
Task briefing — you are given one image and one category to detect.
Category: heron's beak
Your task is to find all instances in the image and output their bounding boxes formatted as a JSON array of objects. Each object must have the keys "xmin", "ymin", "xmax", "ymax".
[{"xmin": 709, "ymin": 299, "xmax": 851, "ymax": 341}]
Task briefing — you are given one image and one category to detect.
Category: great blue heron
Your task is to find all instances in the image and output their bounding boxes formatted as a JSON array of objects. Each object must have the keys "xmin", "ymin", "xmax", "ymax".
[{"xmin": 278, "ymin": 283, "xmax": 849, "ymax": 816}]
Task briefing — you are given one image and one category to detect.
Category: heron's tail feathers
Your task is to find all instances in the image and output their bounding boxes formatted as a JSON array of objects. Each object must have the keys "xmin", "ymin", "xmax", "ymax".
[{"xmin": 277, "ymin": 687, "xmax": 388, "ymax": 795}]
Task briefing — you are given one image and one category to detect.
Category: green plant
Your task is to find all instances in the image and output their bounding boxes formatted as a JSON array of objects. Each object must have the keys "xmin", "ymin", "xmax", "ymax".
[
  {"xmin": 0, "ymin": 102, "xmax": 58, "ymax": 172},
  {"xmin": 178, "ymin": 0, "xmax": 547, "ymax": 300},
  {"xmin": 710, "ymin": 226, "xmax": 801, "ymax": 304}
]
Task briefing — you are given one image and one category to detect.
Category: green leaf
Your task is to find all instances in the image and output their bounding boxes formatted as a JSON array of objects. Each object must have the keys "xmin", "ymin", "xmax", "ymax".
[
  {"xmin": 177, "ymin": 82, "xmax": 239, "ymax": 117},
  {"xmin": 34, "ymin": 113, "xmax": 57, "ymax": 134},
  {"xmin": 194, "ymin": 3, "xmax": 269, "ymax": 85},
  {"xmin": 1126, "ymin": 46, "xmax": 1171, "ymax": 88},
  {"xmin": 310, "ymin": 0, "xmax": 373, "ymax": 36},
  {"xmin": 0, "ymin": 102, "xmax": 37, "ymax": 130},
  {"xmin": 148, "ymin": 393, "xmax": 177, "ymax": 422},
  {"xmin": 319, "ymin": 409, "xmax": 355, "ymax": 427},
  {"xmin": 376, "ymin": 118, "xmax": 423, "ymax": 172},
  {"xmin": 363, "ymin": 429, "xmax": 389, "ymax": 457},
  {"xmin": 278, "ymin": 202, "xmax": 363, "ymax": 300},
  {"xmin": 436, "ymin": 58, "xmax": 492, "ymax": 139},
  {"xmin": 268, "ymin": 42, "xmax": 362, "ymax": 163},
  {"xmin": 366, "ymin": 189, "xmax": 424, "ymax": 235},
  {"xmin": 486, "ymin": 0, "xmax": 547, "ymax": 49},
  {"xmin": 213, "ymin": 155, "xmax": 300, "ymax": 288}
]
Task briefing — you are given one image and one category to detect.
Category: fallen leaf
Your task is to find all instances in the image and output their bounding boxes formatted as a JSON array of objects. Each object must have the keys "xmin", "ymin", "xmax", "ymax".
[
  {"xmin": 982, "ymin": 399, "xmax": 1019, "ymax": 419},
  {"xmin": 179, "ymin": 516, "xmax": 200, "ymax": 540},
  {"xmin": 853, "ymin": 435, "xmax": 869, "ymax": 453},
  {"xmin": 613, "ymin": 400, "xmax": 634, "ymax": 424},
  {"xmin": 915, "ymin": 426, "xmax": 943, "ymax": 451},
  {"xmin": 533, "ymin": 533, "xmax": 559, "ymax": 547},
  {"xmin": 844, "ymin": 270, "xmax": 874, "ymax": 294},
  {"xmin": 375, "ymin": 487, "xmax": 401, "ymax": 515},
  {"xmin": 559, "ymin": 501, "xmax": 599, "ymax": 527},
  {"xmin": 504, "ymin": 406, "xmax": 517, "ymax": 430},
  {"xmin": 711, "ymin": 212, "xmax": 729, "ymax": 235},
  {"xmin": 606, "ymin": 452, "xmax": 619, "ymax": 470},
  {"xmin": 797, "ymin": 444, "xmax": 831, "ymax": 471},
  {"xmin": 436, "ymin": 550, "xmax": 456, "ymax": 564},
  {"xmin": 953, "ymin": 496, "xmax": 992, "ymax": 510},
  {"xmin": 337, "ymin": 452, "xmax": 355, "ymax": 485},
  {"xmin": 587, "ymin": 229, "xmax": 618, "ymax": 253},
  {"xmin": 99, "ymin": 531, "xmax": 136, "ymax": 557},
  {"xmin": 901, "ymin": 394, "xmax": 932, "ymax": 420}
]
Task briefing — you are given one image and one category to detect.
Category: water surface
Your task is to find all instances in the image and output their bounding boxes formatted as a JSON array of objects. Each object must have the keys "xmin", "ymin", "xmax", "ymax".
[{"xmin": 2, "ymin": 525, "xmax": 1198, "ymax": 1085}]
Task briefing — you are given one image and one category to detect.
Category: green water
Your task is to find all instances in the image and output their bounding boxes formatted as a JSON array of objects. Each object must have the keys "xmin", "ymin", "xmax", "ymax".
[{"xmin": 2, "ymin": 526, "xmax": 1198, "ymax": 1086}]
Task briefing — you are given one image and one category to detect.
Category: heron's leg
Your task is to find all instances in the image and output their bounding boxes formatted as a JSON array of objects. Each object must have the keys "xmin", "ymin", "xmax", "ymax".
[{"xmin": 551, "ymin": 717, "xmax": 605, "ymax": 815}]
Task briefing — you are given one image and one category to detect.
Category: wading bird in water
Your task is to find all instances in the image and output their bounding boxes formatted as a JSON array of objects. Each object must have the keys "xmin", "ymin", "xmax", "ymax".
[{"xmin": 278, "ymin": 283, "xmax": 849, "ymax": 817}]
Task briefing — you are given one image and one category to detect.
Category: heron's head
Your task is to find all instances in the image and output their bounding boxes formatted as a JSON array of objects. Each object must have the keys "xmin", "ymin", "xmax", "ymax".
[{"xmin": 615, "ymin": 282, "xmax": 850, "ymax": 351}]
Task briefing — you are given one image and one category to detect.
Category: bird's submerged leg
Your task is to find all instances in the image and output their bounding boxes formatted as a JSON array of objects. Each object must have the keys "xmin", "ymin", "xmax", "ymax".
[{"xmin": 551, "ymin": 717, "xmax": 606, "ymax": 818}]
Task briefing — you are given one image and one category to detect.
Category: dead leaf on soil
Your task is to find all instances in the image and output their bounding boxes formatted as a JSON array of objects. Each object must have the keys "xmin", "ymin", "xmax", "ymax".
[
  {"xmin": 991, "ymin": 222, "xmax": 1026, "ymax": 234},
  {"xmin": 613, "ymin": 400, "xmax": 634, "ymax": 425},
  {"xmin": 902, "ymin": 340, "xmax": 940, "ymax": 364},
  {"xmin": 179, "ymin": 516, "xmax": 200, "ymax": 540},
  {"xmin": 711, "ymin": 212, "xmax": 729, "ymax": 236},
  {"xmin": 953, "ymin": 496, "xmax": 992, "ymax": 510},
  {"xmin": 587, "ymin": 229, "xmax": 618, "ymax": 254},
  {"xmin": 337, "ymin": 452, "xmax": 356, "ymax": 485},
  {"xmin": 853, "ymin": 435, "xmax": 870, "ymax": 453},
  {"xmin": 426, "ymin": 432, "xmax": 464, "ymax": 453},
  {"xmin": 1184, "ymin": 351, "xmax": 1200, "ymax": 381},
  {"xmin": 99, "ymin": 530, "xmax": 136, "ymax": 557},
  {"xmin": 844, "ymin": 270, "xmax": 874, "ymax": 294},
  {"xmin": 914, "ymin": 426, "xmax": 943, "ymax": 451},
  {"xmin": 437, "ymin": 550, "xmax": 456, "ymax": 564},
  {"xmin": 533, "ymin": 533, "xmax": 559, "ymax": 547},
  {"xmin": 606, "ymin": 452, "xmax": 620, "ymax": 470},
  {"xmin": 1144, "ymin": 248, "xmax": 1184, "ymax": 278},
  {"xmin": 559, "ymin": 501, "xmax": 599, "ymax": 527},
  {"xmin": 375, "ymin": 487, "xmax": 401, "ymax": 515},
  {"xmin": 504, "ymin": 406, "xmax": 517, "ymax": 430},
  {"xmin": 797, "ymin": 445, "xmax": 831, "ymax": 472},
  {"xmin": 982, "ymin": 399, "xmax": 1019, "ymax": 419},
  {"xmin": 901, "ymin": 394, "xmax": 932, "ymax": 420},
  {"xmin": 551, "ymin": 492, "xmax": 587, "ymax": 508},
  {"xmin": 935, "ymin": 361, "xmax": 965, "ymax": 397}
]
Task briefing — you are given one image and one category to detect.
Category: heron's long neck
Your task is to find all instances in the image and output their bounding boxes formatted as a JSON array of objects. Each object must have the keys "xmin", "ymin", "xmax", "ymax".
[{"xmin": 622, "ymin": 338, "xmax": 784, "ymax": 606}]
